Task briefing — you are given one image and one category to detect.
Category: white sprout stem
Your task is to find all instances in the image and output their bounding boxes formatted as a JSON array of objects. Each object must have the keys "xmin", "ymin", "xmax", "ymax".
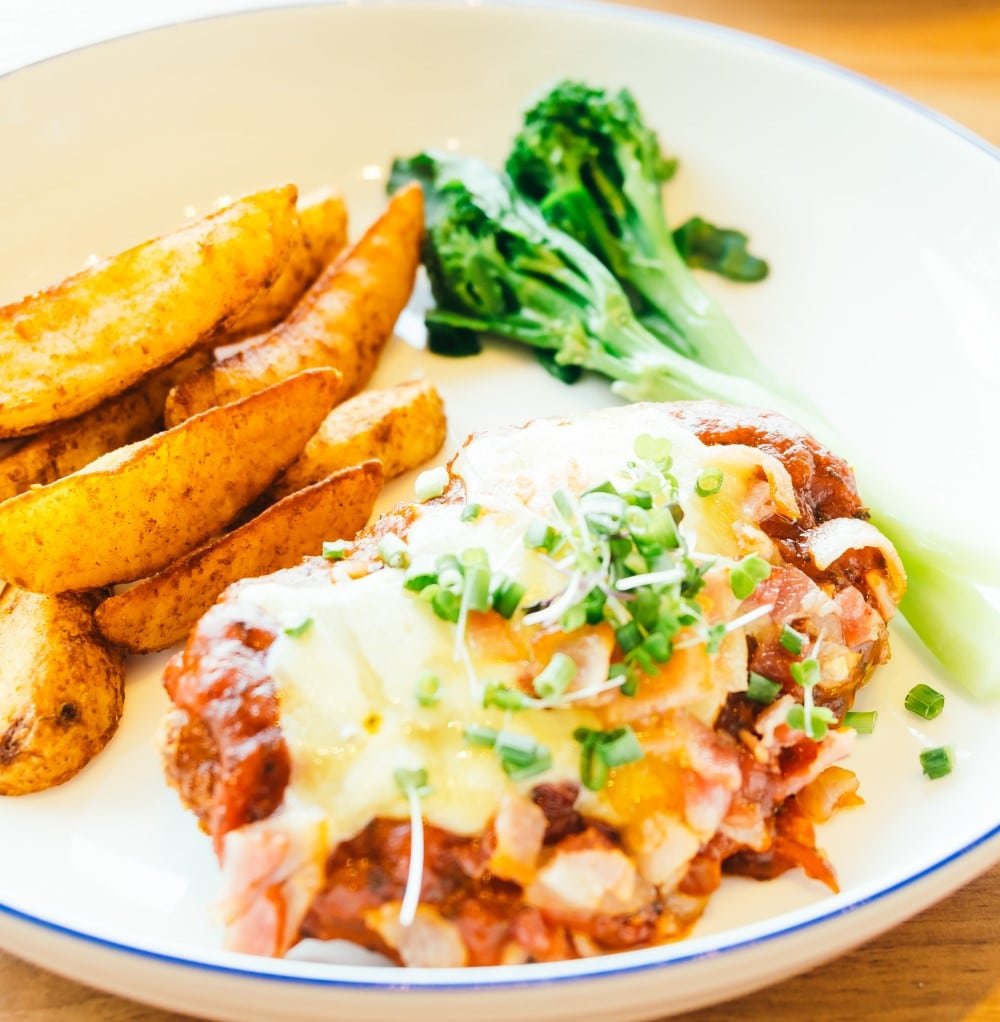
[
  {"xmin": 615, "ymin": 568, "xmax": 686, "ymax": 591},
  {"xmin": 725, "ymin": 603, "xmax": 775, "ymax": 633},
  {"xmin": 398, "ymin": 783, "xmax": 425, "ymax": 928},
  {"xmin": 522, "ymin": 569, "xmax": 586, "ymax": 627}
]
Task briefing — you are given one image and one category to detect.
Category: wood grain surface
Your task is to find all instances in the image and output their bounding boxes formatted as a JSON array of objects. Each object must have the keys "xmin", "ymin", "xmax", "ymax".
[{"xmin": 1, "ymin": 1, "xmax": 998, "ymax": 1020}]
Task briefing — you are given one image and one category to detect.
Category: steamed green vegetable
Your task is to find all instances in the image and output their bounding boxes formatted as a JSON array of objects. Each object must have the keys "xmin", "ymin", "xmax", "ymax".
[
  {"xmin": 506, "ymin": 80, "xmax": 768, "ymax": 375},
  {"xmin": 390, "ymin": 114, "xmax": 1000, "ymax": 699}
]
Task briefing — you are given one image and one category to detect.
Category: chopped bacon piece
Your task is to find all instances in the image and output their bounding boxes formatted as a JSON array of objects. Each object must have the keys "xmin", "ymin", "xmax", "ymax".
[{"xmin": 488, "ymin": 792, "xmax": 547, "ymax": 886}]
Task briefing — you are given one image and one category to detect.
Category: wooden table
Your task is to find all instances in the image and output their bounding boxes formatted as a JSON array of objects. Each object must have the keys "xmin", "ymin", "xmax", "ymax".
[{"xmin": 2, "ymin": 1, "xmax": 998, "ymax": 1019}]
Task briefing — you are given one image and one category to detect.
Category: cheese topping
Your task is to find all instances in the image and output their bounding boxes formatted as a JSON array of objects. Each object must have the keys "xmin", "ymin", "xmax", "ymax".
[{"xmin": 238, "ymin": 405, "xmax": 798, "ymax": 847}]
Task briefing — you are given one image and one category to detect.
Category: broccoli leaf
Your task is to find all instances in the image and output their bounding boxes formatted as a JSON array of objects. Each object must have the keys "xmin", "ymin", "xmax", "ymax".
[{"xmin": 673, "ymin": 216, "xmax": 769, "ymax": 283}]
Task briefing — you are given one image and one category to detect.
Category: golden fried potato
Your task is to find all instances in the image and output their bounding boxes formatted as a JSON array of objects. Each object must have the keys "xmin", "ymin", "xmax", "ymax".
[
  {"xmin": 0, "ymin": 351, "xmax": 211, "ymax": 504},
  {"xmin": 0, "ymin": 369, "xmax": 341, "ymax": 593},
  {"xmin": 269, "ymin": 380, "xmax": 446, "ymax": 501},
  {"xmin": 0, "ymin": 186, "xmax": 299, "ymax": 439},
  {"xmin": 223, "ymin": 187, "xmax": 349, "ymax": 342},
  {"xmin": 0, "ymin": 585, "xmax": 125, "ymax": 796},
  {"xmin": 96, "ymin": 461, "xmax": 383, "ymax": 653},
  {"xmin": 165, "ymin": 183, "xmax": 424, "ymax": 425}
]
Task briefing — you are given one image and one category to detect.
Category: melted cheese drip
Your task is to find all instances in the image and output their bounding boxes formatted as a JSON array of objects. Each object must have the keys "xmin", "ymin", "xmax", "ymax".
[{"xmin": 241, "ymin": 405, "xmax": 795, "ymax": 846}]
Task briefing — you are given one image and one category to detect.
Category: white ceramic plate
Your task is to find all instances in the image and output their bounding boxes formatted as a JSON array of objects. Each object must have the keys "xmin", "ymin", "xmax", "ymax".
[{"xmin": 1, "ymin": 3, "xmax": 999, "ymax": 1020}]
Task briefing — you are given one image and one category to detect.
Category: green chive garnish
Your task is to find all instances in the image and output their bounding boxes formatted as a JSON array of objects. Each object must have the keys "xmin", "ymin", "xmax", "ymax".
[
  {"xmin": 460, "ymin": 503, "xmax": 482, "ymax": 522},
  {"xmin": 524, "ymin": 520, "xmax": 562, "ymax": 553},
  {"xmin": 843, "ymin": 710, "xmax": 877, "ymax": 734},
  {"xmin": 321, "ymin": 539, "xmax": 350, "ymax": 561},
  {"xmin": 695, "ymin": 467, "xmax": 723, "ymax": 497},
  {"xmin": 403, "ymin": 557, "xmax": 438, "ymax": 592},
  {"xmin": 534, "ymin": 652, "xmax": 578, "ymax": 700},
  {"xmin": 904, "ymin": 684, "xmax": 945, "ymax": 720},
  {"xmin": 574, "ymin": 725, "xmax": 644, "ymax": 791},
  {"xmin": 491, "ymin": 576, "xmax": 526, "ymax": 619},
  {"xmin": 464, "ymin": 724, "xmax": 499, "ymax": 748},
  {"xmin": 634, "ymin": 434, "xmax": 672, "ymax": 464},
  {"xmin": 495, "ymin": 730, "xmax": 552, "ymax": 780},
  {"xmin": 430, "ymin": 586, "xmax": 461, "ymax": 623},
  {"xmin": 415, "ymin": 671, "xmax": 441, "ymax": 707},
  {"xmin": 919, "ymin": 745, "xmax": 954, "ymax": 780},
  {"xmin": 414, "ymin": 466, "xmax": 449, "ymax": 503},
  {"xmin": 462, "ymin": 562, "xmax": 492, "ymax": 613},
  {"xmin": 746, "ymin": 671, "xmax": 781, "ymax": 704},
  {"xmin": 779, "ymin": 624, "xmax": 806, "ymax": 656},
  {"xmin": 377, "ymin": 533, "xmax": 410, "ymax": 569},
  {"xmin": 483, "ymin": 682, "xmax": 528, "ymax": 711},
  {"xmin": 283, "ymin": 617, "xmax": 313, "ymax": 638}
]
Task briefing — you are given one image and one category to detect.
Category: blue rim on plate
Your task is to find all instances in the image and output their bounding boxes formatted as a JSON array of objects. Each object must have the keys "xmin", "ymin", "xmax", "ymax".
[{"xmin": 2, "ymin": 0, "xmax": 998, "ymax": 993}]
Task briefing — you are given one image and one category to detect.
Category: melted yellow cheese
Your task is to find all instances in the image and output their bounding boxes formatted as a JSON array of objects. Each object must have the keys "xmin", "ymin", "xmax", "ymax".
[{"xmin": 239, "ymin": 404, "xmax": 796, "ymax": 846}]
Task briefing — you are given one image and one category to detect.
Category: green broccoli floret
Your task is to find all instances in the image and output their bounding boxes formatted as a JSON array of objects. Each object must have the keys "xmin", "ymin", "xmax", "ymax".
[
  {"xmin": 389, "ymin": 151, "xmax": 775, "ymax": 408},
  {"xmin": 506, "ymin": 80, "xmax": 768, "ymax": 379}
]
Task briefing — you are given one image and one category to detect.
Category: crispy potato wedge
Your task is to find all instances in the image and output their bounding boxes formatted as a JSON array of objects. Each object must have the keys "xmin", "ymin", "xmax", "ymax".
[
  {"xmin": 269, "ymin": 380, "xmax": 447, "ymax": 501},
  {"xmin": 0, "ymin": 351, "xmax": 211, "ymax": 504},
  {"xmin": 96, "ymin": 461, "xmax": 383, "ymax": 653},
  {"xmin": 165, "ymin": 183, "xmax": 424, "ymax": 425},
  {"xmin": 0, "ymin": 186, "xmax": 299, "ymax": 439},
  {"xmin": 223, "ymin": 187, "xmax": 349, "ymax": 342},
  {"xmin": 0, "ymin": 369, "xmax": 341, "ymax": 593},
  {"xmin": 0, "ymin": 585, "xmax": 125, "ymax": 796}
]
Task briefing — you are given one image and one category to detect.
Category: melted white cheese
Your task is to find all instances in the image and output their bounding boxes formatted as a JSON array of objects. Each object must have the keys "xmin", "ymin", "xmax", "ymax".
[{"xmin": 241, "ymin": 404, "xmax": 796, "ymax": 845}]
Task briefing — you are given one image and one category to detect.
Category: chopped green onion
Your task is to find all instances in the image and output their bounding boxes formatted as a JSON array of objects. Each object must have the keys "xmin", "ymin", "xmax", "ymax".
[
  {"xmin": 483, "ymin": 682, "xmax": 528, "ymax": 711},
  {"xmin": 919, "ymin": 745, "xmax": 954, "ymax": 780},
  {"xmin": 377, "ymin": 533, "xmax": 410, "ymax": 569},
  {"xmin": 524, "ymin": 520, "xmax": 562, "ymax": 553},
  {"xmin": 746, "ymin": 671, "xmax": 781, "ymax": 704},
  {"xmin": 403, "ymin": 557, "xmax": 438, "ymax": 592},
  {"xmin": 534, "ymin": 652, "xmax": 578, "ymax": 700},
  {"xmin": 695, "ymin": 467, "xmax": 724, "ymax": 497},
  {"xmin": 790, "ymin": 657, "xmax": 821, "ymax": 691},
  {"xmin": 634, "ymin": 434, "xmax": 672, "ymax": 464},
  {"xmin": 393, "ymin": 766, "xmax": 432, "ymax": 798},
  {"xmin": 729, "ymin": 554, "xmax": 772, "ymax": 600},
  {"xmin": 460, "ymin": 502, "xmax": 482, "ymax": 522},
  {"xmin": 321, "ymin": 539, "xmax": 350, "ymax": 561},
  {"xmin": 462, "ymin": 562, "xmax": 492, "ymax": 613},
  {"xmin": 430, "ymin": 586, "xmax": 461, "ymax": 623},
  {"xmin": 414, "ymin": 466, "xmax": 449, "ymax": 503},
  {"xmin": 574, "ymin": 725, "xmax": 644, "ymax": 790},
  {"xmin": 495, "ymin": 730, "xmax": 552, "ymax": 780},
  {"xmin": 843, "ymin": 709, "xmax": 877, "ymax": 735},
  {"xmin": 283, "ymin": 617, "xmax": 313, "ymax": 638},
  {"xmin": 599, "ymin": 727, "xmax": 644, "ymax": 767},
  {"xmin": 491, "ymin": 576, "xmax": 526, "ymax": 619},
  {"xmin": 415, "ymin": 671, "xmax": 441, "ymax": 707},
  {"xmin": 779, "ymin": 624, "xmax": 806, "ymax": 656},
  {"xmin": 464, "ymin": 724, "xmax": 499, "ymax": 748},
  {"xmin": 581, "ymin": 491, "xmax": 627, "ymax": 533},
  {"xmin": 904, "ymin": 683, "xmax": 945, "ymax": 720}
]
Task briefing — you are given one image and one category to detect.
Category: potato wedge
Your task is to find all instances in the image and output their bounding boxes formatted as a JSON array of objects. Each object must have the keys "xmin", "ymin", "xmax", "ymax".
[
  {"xmin": 165, "ymin": 183, "xmax": 424, "ymax": 425},
  {"xmin": 0, "ymin": 186, "xmax": 299, "ymax": 438},
  {"xmin": 0, "ymin": 585, "xmax": 125, "ymax": 796},
  {"xmin": 0, "ymin": 351, "xmax": 211, "ymax": 504},
  {"xmin": 269, "ymin": 380, "xmax": 446, "ymax": 501},
  {"xmin": 0, "ymin": 369, "xmax": 341, "ymax": 592},
  {"xmin": 223, "ymin": 187, "xmax": 349, "ymax": 342},
  {"xmin": 96, "ymin": 461, "xmax": 383, "ymax": 653}
]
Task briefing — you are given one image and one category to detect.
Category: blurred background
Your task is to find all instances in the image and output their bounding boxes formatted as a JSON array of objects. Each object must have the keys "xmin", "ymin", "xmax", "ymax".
[{"xmin": 2, "ymin": 0, "xmax": 998, "ymax": 144}]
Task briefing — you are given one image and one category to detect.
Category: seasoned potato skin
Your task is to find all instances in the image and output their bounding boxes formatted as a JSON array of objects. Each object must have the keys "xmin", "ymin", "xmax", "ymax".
[
  {"xmin": 223, "ymin": 187, "xmax": 349, "ymax": 342},
  {"xmin": 268, "ymin": 379, "xmax": 446, "ymax": 501},
  {"xmin": 0, "ymin": 186, "xmax": 299, "ymax": 438},
  {"xmin": 0, "ymin": 351, "xmax": 211, "ymax": 504},
  {"xmin": 0, "ymin": 585, "xmax": 125, "ymax": 796},
  {"xmin": 165, "ymin": 183, "xmax": 424, "ymax": 425},
  {"xmin": 96, "ymin": 461, "xmax": 384, "ymax": 653},
  {"xmin": 0, "ymin": 369, "xmax": 341, "ymax": 592}
]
